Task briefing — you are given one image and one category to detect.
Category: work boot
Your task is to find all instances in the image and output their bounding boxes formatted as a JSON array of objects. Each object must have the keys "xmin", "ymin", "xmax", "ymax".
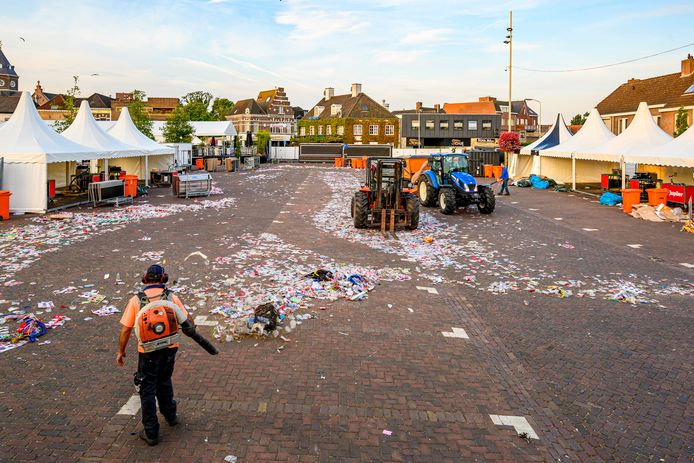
[
  {"xmin": 166, "ymin": 415, "xmax": 180, "ymax": 426},
  {"xmin": 138, "ymin": 430, "xmax": 159, "ymax": 446}
]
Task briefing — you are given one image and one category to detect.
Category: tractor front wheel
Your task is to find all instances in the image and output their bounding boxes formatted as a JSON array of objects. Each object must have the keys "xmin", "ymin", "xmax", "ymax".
[
  {"xmin": 418, "ymin": 176, "xmax": 437, "ymax": 207},
  {"xmin": 353, "ymin": 191, "xmax": 369, "ymax": 228},
  {"xmin": 350, "ymin": 196, "xmax": 355, "ymax": 218},
  {"xmin": 477, "ymin": 186, "xmax": 496, "ymax": 214},
  {"xmin": 438, "ymin": 188, "xmax": 457, "ymax": 215},
  {"xmin": 406, "ymin": 194, "xmax": 420, "ymax": 230}
]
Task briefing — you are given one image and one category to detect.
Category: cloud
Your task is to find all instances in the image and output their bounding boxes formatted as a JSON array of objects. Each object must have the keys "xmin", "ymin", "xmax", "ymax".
[
  {"xmin": 275, "ymin": 1, "xmax": 370, "ymax": 41},
  {"xmin": 400, "ymin": 28, "xmax": 454, "ymax": 45},
  {"xmin": 373, "ymin": 50, "xmax": 429, "ymax": 64}
]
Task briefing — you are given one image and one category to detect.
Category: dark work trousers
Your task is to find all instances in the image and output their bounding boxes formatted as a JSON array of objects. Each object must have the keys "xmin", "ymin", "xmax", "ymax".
[
  {"xmin": 137, "ymin": 347, "xmax": 178, "ymax": 439},
  {"xmin": 499, "ymin": 178, "xmax": 510, "ymax": 195}
]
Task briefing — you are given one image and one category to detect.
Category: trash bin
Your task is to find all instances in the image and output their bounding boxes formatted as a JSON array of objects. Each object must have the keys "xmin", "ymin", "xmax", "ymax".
[
  {"xmin": 124, "ymin": 175, "xmax": 138, "ymax": 198},
  {"xmin": 334, "ymin": 157, "xmax": 344, "ymax": 168},
  {"xmin": 621, "ymin": 188, "xmax": 641, "ymax": 214},
  {"xmin": 206, "ymin": 158, "xmax": 217, "ymax": 172},
  {"xmin": 492, "ymin": 165, "xmax": 503, "ymax": 178},
  {"xmin": 0, "ymin": 190, "xmax": 11, "ymax": 220},
  {"xmin": 483, "ymin": 164, "xmax": 493, "ymax": 178},
  {"xmin": 646, "ymin": 188, "xmax": 669, "ymax": 207},
  {"xmin": 225, "ymin": 158, "xmax": 234, "ymax": 172},
  {"xmin": 195, "ymin": 158, "xmax": 204, "ymax": 170}
]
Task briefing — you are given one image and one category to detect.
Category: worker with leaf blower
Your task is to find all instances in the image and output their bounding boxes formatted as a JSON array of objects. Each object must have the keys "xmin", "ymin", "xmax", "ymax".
[{"xmin": 116, "ymin": 264, "xmax": 218, "ymax": 446}]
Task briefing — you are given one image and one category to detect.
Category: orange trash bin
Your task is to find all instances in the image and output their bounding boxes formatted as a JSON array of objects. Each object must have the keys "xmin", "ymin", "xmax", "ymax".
[
  {"xmin": 124, "ymin": 175, "xmax": 138, "ymax": 198},
  {"xmin": 195, "ymin": 158, "xmax": 204, "ymax": 169},
  {"xmin": 483, "ymin": 165, "xmax": 493, "ymax": 178},
  {"xmin": 646, "ymin": 188, "xmax": 669, "ymax": 207},
  {"xmin": 492, "ymin": 165, "xmax": 503, "ymax": 178},
  {"xmin": 334, "ymin": 157, "xmax": 344, "ymax": 168},
  {"xmin": 0, "ymin": 190, "xmax": 11, "ymax": 221},
  {"xmin": 621, "ymin": 188, "xmax": 641, "ymax": 214}
]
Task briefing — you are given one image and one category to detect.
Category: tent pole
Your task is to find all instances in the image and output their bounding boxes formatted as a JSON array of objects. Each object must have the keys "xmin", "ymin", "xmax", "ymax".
[
  {"xmin": 104, "ymin": 158, "xmax": 108, "ymax": 179},
  {"xmin": 571, "ymin": 154, "xmax": 576, "ymax": 191},
  {"xmin": 621, "ymin": 156, "xmax": 626, "ymax": 190},
  {"xmin": 145, "ymin": 155, "xmax": 149, "ymax": 187}
]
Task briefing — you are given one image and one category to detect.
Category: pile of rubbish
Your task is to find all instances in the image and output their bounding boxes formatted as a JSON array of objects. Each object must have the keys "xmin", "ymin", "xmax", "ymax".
[
  {"xmin": 630, "ymin": 203, "xmax": 687, "ymax": 222},
  {"xmin": 0, "ymin": 313, "xmax": 68, "ymax": 354},
  {"xmin": 599, "ymin": 192, "xmax": 622, "ymax": 206},
  {"xmin": 529, "ymin": 175, "xmax": 550, "ymax": 189}
]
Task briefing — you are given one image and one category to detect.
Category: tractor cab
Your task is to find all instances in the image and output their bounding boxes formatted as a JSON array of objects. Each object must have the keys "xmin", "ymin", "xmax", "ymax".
[{"xmin": 428, "ymin": 154, "xmax": 477, "ymax": 191}]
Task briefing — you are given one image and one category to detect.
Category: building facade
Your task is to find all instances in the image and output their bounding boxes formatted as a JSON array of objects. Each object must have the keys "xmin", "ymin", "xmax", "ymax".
[
  {"xmin": 597, "ymin": 55, "xmax": 694, "ymax": 136},
  {"xmin": 398, "ymin": 113, "xmax": 501, "ymax": 148},
  {"xmin": 111, "ymin": 93, "xmax": 179, "ymax": 121},
  {"xmin": 296, "ymin": 84, "xmax": 399, "ymax": 145},
  {"xmin": 228, "ymin": 87, "xmax": 295, "ymax": 145}
]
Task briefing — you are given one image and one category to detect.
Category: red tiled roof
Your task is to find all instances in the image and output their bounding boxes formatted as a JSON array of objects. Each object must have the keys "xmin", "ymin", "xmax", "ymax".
[
  {"xmin": 443, "ymin": 101, "xmax": 497, "ymax": 115},
  {"xmin": 597, "ymin": 71, "xmax": 694, "ymax": 115}
]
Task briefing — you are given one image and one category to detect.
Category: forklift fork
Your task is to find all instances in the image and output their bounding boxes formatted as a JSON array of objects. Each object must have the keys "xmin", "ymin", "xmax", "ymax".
[{"xmin": 380, "ymin": 209, "xmax": 398, "ymax": 240}]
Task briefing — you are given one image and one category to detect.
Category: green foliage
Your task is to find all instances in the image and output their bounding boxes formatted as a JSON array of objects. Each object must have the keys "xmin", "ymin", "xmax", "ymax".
[
  {"xmin": 162, "ymin": 106, "xmax": 194, "ymax": 143},
  {"xmin": 674, "ymin": 106, "xmax": 689, "ymax": 137},
  {"xmin": 181, "ymin": 91, "xmax": 214, "ymax": 121},
  {"xmin": 570, "ymin": 112, "xmax": 589, "ymax": 126},
  {"xmin": 53, "ymin": 76, "xmax": 80, "ymax": 133},
  {"xmin": 182, "ymin": 91, "xmax": 213, "ymax": 108},
  {"xmin": 291, "ymin": 134, "xmax": 344, "ymax": 143},
  {"xmin": 211, "ymin": 97, "xmax": 234, "ymax": 121},
  {"xmin": 255, "ymin": 130, "xmax": 271, "ymax": 154},
  {"xmin": 234, "ymin": 136, "xmax": 242, "ymax": 157},
  {"xmin": 127, "ymin": 90, "xmax": 154, "ymax": 139}
]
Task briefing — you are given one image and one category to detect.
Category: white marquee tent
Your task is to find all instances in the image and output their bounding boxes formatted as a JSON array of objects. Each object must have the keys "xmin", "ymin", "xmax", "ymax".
[
  {"xmin": 537, "ymin": 108, "xmax": 618, "ymax": 187},
  {"xmin": 0, "ymin": 92, "xmax": 100, "ymax": 213},
  {"xmin": 511, "ymin": 113, "xmax": 572, "ymax": 178}
]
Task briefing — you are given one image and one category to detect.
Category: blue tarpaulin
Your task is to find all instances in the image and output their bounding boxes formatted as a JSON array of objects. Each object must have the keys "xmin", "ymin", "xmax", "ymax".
[
  {"xmin": 529, "ymin": 175, "xmax": 549, "ymax": 189},
  {"xmin": 599, "ymin": 192, "xmax": 622, "ymax": 206}
]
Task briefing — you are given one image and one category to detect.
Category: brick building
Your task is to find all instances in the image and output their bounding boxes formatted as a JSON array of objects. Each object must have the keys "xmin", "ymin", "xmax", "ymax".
[
  {"xmin": 228, "ymin": 87, "xmax": 295, "ymax": 145},
  {"xmin": 111, "ymin": 93, "xmax": 179, "ymax": 121},
  {"xmin": 296, "ymin": 84, "xmax": 398, "ymax": 145},
  {"xmin": 597, "ymin": 55, "xmax": 694, "ymax": 136}
]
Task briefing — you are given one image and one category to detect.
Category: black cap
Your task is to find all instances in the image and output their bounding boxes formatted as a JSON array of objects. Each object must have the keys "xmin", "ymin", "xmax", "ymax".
[{"xmin": 144, "ymin": 264, "xmax": 165, "ymax": 283}]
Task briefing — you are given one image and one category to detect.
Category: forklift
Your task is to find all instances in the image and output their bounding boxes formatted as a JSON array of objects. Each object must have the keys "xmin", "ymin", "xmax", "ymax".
[{"xmin": 350, "ymin": 158, "xmax": 419, "ymax": 239}]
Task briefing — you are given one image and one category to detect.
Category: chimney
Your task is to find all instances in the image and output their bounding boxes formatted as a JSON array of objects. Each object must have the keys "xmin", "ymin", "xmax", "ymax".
[
  {"xmin": 479, "ymin": 96, "xmax": 496, "ymax": 102},
  {"xmin": 682, "ymin": 54, "xmax": 694, "ymax": 77},
  {"xmin": 382, "ymin": 99, "xmax": 390, "ymax": 110},
  {"xmin": 324, "ymin": 87, "xmax": 334, "ymax": 101},
  {"xmin": 434, "ymin": 104, "xmax": 441, "ymax": 112},
  {"xmin": 351, "ymin": 83, "xmax": 362, "ymax": 97},
  {"xmin": 415, "ymin": 101, "xmax": 422, "ymax": 111}
]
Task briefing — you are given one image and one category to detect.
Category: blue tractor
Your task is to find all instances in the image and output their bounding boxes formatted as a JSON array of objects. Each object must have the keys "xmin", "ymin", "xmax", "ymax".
[{"xmin": 417, "ymin": 153, "xmax": 496, "ymax": 215}]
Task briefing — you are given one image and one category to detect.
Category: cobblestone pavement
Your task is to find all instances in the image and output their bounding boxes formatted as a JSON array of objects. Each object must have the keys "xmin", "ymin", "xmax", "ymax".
[{"xmin": 0, "ymin": 165, "xmax": 691, "ymax": 462}]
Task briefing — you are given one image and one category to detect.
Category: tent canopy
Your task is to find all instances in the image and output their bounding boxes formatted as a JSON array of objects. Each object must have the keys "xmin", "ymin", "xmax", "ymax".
[
  {"xmin": 0, "ymin": 91, "xmax": 99, "ymax": 164},
  {"xmin": 541, "ymin": 108, "xmax": 615, "ymax": 159},
  {"xmin": 520, "ymin": 113, "xmax": 572, "ymax": 154},
  {"xmin": 107, "ymin": 107, "xmax": 173, "ymax": 155},
  {"xmin": 62, "ymin": 101, "xmax": 145, "ymax": 158},
  {"xmin": 624, "ymin": 120, "xmax": 694, "ymax": 168},
  {"xmin": 585, "ymin": 102, "xmax": 672, "ymax": 162}
]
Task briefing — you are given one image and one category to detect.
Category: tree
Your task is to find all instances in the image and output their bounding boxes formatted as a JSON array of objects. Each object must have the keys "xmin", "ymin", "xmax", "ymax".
[
  {"xmin": 674, "ymin": 106, "xmax": 689, "ymax": 137},
  {"xmin": 570, "ymin": 112, "xmax": 589, "ymax": 126},
  {"xmin": 181, "ymin": 91, "xmax": 214, "ymax": 121},
  {"xmin": 498, "ymin": 132, "xmax": 521, "ymax": 152},
  {"xmin": 121, "ymin": 90, "xmax": 155, "ymax": 139},
  {"xmin": 211, "ymin": 97, "xmax": 234, "ymax": 121},
  {"xmin": 162, "ymin": 106, "xmax": 194, "ymax": 143},
  {"xmin": 53, "ymin": 76, "xmax": 80, "ymax": 133},
  {"xmin": 182, "ymin": 91, "xmax": 213, "ymax": 108},
  {"xmin": 255, "ymin": 130, "xmax": 271, "ymax": 155}
]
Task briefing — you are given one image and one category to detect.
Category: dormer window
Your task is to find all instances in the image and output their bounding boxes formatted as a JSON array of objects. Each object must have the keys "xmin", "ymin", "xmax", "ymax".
[
  {"xmin": 245, "ymin": 108, "xmax": 250, "ymax": 115},
  {"xmin": 314, "ymin": 106, "xmax": 324, "ymax": 117},
  {"xmin": 331, "ymin": 104, "xmax": 342, "ymax": 116}
]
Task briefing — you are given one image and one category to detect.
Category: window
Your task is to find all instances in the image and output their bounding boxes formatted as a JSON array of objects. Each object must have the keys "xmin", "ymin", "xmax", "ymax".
[
  {"xmin": 684, "ymin": 83, "xmax": 694, "ymax": 94},
  {"xmin": 353, "ymin": 124, "xmax": 362, "ymax": 135},
  {"xmin": 411, "ymin": 120, "xmax": 420, "ymax": 130},
  {"xmin": 482, "ymin": 120, "xmax": 492, "ymax": 130},
  {"xmin": 331, "ymin": 104, "xmax": 342, "ymax": 116},
  {"xmin": 439, "ymin": 120, "xmax": 449, "ymax": 130},
  {"xmin": 278, "ymin": 106, "xmax": 284, "ymax": 114},
  {"xmin": 318, "ymin": 125, "xmax": 323, "ymax": 135},
  {"xmin": 245, "ymin": 108, "xmax": 250, "ymax": 115},
  {"xmin": 361, "ymin": 104, "xmax": 368, "ymax": 111},
  {"xmin": 314, "ymin": 106, "xmax": 324, "ymax": 117},
  {"xmin": 468, "ymin": 120, "xmax": 478, "ymax": 131},
  {"xmin": 337, "ymin": 125, "xmax": 344, "ymax": 135},
  {"xmin": 425, "ymin": 120, "xmax": 434, "ymax": 130},
  {"xmin": 385, "ymin": 125, "xmax": 394, "ymax": 136},
  {"xmin": 619, "ymin": 117, "xmax": 629, "ymax": 134},
  {"xmin": 653, "ymin": 115, "xmax": 661, "ymax": 127},
  {"xmin": 453, "ymin": 120, "xmax": 463, "ymax": 130},
  {"xmin": 326, "ymin": 125, "xmax": 332, "ymax": 135},
  {"xmin": 300, "ymin": 126, "xmax": 306, "ymax": 136},
  {"xmin": 369, "ymin": 124, "xmax": 378, "ymax": 135},
  {"xmin": 310, "ymin": 126, "xmax": 315, "ymax": 135}
]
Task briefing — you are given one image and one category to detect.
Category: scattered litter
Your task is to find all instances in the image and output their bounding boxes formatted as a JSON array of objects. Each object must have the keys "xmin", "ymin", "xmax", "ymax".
[
  {"xmin": 92, "ymin": 306, "xmax": 120, "ymax": 317},
  {"xmin": 382, "ymin": 430, "xmax": 392, "ymax": 436}
]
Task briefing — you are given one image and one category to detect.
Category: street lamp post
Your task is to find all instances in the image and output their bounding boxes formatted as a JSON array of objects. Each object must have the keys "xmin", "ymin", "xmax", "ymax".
[
  {"xmin": 417, "ymin": 109, "xmax": 422, "ymax": 151},
  {"xmin": 503, "ymin": 11, "xmax": 513, "ymax": 165},
  {"xmin": 526, "ymin": 98, "xmax": 542, "ymax": 138}
]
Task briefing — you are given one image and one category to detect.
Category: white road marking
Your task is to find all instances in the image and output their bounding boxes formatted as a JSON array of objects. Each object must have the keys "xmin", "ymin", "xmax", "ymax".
[
  {"xmin": 489, "ymin": 415, "xmax": 539, "ymax": 439},
  {"xmin": 416, "ymin": 286, "xmax": 439, "ymax": 294},
  {"xmin": 582, "ymin": 228, "xmax": 599, "ymax": 231},
  {"xmin": 194, "ymin": 315, "xmax": 218, "ymax": 326},
  {"xmin": 117, "ymin": 395, "xmax": 141, "ymax": 415},
  {"xmin": 280, "ymin": 211, "xmax": 290, "ymax": 214},
  {"xmin": 272, "ymin": 220, "xmax": 284, "ymax": 224},
  {"xmin": 441, "ymin": 327, "xmax": 469, "ymax": 339},
  {"xmin": 627, "ymin": 244, "xmax": 642, "ymax": 249},
  {"xmin": 680, "ymin": 263, "xmax": 694, "ymax": 268}
]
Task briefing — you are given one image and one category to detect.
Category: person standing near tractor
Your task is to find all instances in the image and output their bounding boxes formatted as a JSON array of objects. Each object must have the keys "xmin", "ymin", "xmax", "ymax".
[{"xmin": 498, "ymin": 163, "xmax": 510, "ymax": 195}]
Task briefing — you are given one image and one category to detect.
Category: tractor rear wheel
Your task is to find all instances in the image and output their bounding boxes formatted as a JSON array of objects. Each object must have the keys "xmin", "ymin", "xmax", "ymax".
[
  {"xmin": 477, "ymin": 186, "xmax": 496, "ymax": 214},
  {"xmin": 406, "ymin": 193, "xmax": 420, "ymax": 230},
  {"xmin": 353, "ymin": 191, "xmax": 369, "ymax": 228},
  {"xmin": 438, "ymin": 188, "xmax": 457, "ymax": 215},
  {"xmin": 418, "ymin": 176, "xmax": 437, "ymax": 207}
]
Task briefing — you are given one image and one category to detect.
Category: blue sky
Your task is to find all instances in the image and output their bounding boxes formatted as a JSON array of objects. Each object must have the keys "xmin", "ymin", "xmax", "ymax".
[{"xmin": 1, "ymin": 0, "xmax": 692, "ymax": 123}]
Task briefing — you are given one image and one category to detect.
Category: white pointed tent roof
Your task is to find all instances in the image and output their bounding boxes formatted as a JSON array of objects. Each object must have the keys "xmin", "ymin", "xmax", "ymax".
[
  {"xmin": 62, "ymin": 101, "xmax": 144, "ymax": 158},
  {"xmin": 624, "ymin": 121, "xmax": 694, "ymax": 167},
  {"xmin": 583, "ymin": 102, "xmax": 673, "ymax": 162},
  {"xmin": 108, "ymin": 107, "xmax": 173, "ymax": 155},
  {"xmin": 0, "ymin": 92, "xmax": 100, "ymax": 164},
  {"xmin": 520, "ymin": 113, "xmax": 572, "ymax": 154},
  {"xmin": 541, "ymin": 108, "xmax": 615, "ymax": 159}
]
